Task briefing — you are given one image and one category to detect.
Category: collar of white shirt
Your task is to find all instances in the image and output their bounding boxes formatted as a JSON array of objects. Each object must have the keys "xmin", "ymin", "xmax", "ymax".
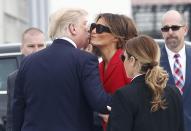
[
  {"xmin": 165, "ymin": 44, "xmax": 186, "ymax": 59},
  {"xmin": 58, "ymin": 37, "xmax": 77, "ymax": 48}
]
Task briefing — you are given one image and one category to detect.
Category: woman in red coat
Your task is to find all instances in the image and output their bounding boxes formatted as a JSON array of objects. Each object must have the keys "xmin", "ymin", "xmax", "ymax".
[{"xmin": 90, "ymin": 13, "xmax": 138, "ymax": 130}]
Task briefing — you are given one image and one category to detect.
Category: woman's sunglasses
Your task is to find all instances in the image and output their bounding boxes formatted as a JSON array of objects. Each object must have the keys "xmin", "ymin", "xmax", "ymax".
[
  {"xmin": 90, "ymin": 23, "xmax": 111, "ymax": 34},
  {"xmin": 161, "ymin": 25, "xmax": 184, "ymax": 32}
]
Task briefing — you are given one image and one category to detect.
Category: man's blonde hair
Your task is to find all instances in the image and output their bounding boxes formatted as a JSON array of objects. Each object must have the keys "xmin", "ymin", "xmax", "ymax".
[{"xmin": 48, "ymin": 8, "xmax": 88, "ymax": 40}]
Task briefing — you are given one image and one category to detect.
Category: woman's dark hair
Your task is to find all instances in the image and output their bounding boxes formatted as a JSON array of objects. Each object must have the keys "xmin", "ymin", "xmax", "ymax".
[{"xmin": 95, "ymin": 13, "xmax": 138, "ymax": 49}]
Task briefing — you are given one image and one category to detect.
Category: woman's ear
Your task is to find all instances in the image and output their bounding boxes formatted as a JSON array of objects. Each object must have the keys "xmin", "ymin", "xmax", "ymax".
[
  {"xmin": 129, "ymin": 56, "xmax": 140, "ymax": 69},
  {"xmin": 129, "ymin": 56, "xmax": 136, "ymax": 64}
]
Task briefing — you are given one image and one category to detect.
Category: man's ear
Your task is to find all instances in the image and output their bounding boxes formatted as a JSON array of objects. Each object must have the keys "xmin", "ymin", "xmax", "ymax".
[
  {"xmin": 20, "ymin": 45, "xmax": 24, "ymax": 54},
  {"xmin": 184, "ymin": 25, "xmax": 189, "ymax": 36},
  {"xmin": 69, "ymin": 24, "xmax": 77, "ymax": 35}
]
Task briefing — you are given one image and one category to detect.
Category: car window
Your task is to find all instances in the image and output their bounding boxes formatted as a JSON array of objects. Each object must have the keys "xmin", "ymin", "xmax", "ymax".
[{"xmin": 0, "ymin": 58, "xmax": 17, "ymax": 91}]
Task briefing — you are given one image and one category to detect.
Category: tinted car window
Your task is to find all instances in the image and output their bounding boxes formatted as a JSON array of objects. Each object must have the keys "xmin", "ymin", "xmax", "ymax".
[{"xmin": 0, "ymin": 58, "xmax": 17, "ymax": 91}]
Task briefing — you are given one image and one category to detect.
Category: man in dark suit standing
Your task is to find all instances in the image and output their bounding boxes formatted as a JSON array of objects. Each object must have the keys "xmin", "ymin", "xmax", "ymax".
[
  {"xmin": 12, "ymin": 8, "xmax": 111, "ymax": 131},
  {"xmin": 160, "ymin": 10, "xmax": 191, "ymax": 131},
  {"xmin": 6, "ymin": 27, "xmax": 46, "ymax": 131}
]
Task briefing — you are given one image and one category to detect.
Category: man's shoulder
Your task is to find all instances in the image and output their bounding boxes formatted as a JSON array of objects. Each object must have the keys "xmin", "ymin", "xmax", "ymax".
[
  {"xmin": 185, "ymin": 44, "xmax": 191, "ymax": 50},
  {"xmin": 75, "ymin": 49, "xmax": 98, "ymax": 59}
]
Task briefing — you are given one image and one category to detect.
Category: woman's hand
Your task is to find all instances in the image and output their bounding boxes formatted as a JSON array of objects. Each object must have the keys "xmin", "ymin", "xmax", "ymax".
[{"xmin": 84, "ymin": 44, "xmax": 93, "ymax": 53}]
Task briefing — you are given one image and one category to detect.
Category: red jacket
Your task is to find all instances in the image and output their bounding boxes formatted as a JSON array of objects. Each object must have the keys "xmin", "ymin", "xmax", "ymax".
[{"xmin": 99, "ymin": 49, "xmax": 132, "ymax": 94}]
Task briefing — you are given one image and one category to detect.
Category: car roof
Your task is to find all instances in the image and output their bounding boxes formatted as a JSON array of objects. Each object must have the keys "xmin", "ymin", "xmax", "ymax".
[
  {"xmin": 0, "ymin": 40, "xmax": 190, "ymax": 55},
  {"xmin": 0, "ymin": 41, "xmax": 52, "ymax": 56},
  {"xmin": 154, "ymin": 39, "xmax": 191, "ymax": 46},
  {"xmin": 0, "ymin": 43, "xmax": 21, "ymax": 57},
  {"xmin": 0, "ymin": 43, "xmax": 20, "ymax": 54}
]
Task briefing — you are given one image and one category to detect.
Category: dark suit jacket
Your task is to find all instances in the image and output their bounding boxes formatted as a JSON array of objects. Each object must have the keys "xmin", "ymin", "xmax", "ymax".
[
  {"xmin": 6, "ymin": 70, "xmax": 18, "ymax": 131},
  {"xmin": 108, "ymin": 75, "xmax": 184, "ymax": 131},
  {"xmin": 12, "ymin": 39, "xmax": 111, "ymax": 131},
  {"xmin": 160, "ymin": 44, "xmax": 191, "ymax": 131},
  {"xmin": 6, "ymin": 55, "xmax": 23, "ymax": 131}
]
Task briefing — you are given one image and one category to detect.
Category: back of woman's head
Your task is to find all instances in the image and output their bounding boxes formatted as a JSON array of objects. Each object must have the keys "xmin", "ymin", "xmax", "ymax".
[
  {"xmin": 125, "ymin": 35, "xmax": 169, "ymax": 112},
  {"xmin": 48, "ymin": 8, "xmax": 88, "ymax": 40},
  {"xmin": 95, "ymin": 13, "xmax": 138, "ymax": 48}
]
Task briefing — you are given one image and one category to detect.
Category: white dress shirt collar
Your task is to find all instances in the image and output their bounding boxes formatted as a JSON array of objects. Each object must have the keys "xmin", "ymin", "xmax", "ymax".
[
  {"xmin": 165, "ymin": 44, "xmax": 186, "ymax": 81},
  {"xmin": 132, "ymin": 73, "xmax": 143, "ymax": 81},
  {"xmin": 59, "ymin": 37, "xmax": 77, "ymax": 48},
  {"xmin": 165, "ymin": 44, "xmax": 185, "ymax": 59}
]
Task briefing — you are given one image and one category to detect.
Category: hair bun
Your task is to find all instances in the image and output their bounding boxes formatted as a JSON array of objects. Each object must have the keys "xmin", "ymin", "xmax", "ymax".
[
  {"xmin": 150, "ymin": 61, "xmax": 158, "ymax": 67},
  {"xmin": 141, "ymin": 61, "xmax": 158, "ymax": 72}
]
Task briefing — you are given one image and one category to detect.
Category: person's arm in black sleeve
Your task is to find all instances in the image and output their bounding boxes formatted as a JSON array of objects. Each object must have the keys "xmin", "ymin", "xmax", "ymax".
[
  {"xmin": 108, "ymin": 89, "xmax": 134, "ymax": 131},
  {"xmin": 81, "ymin": 53, "xmax": 111, "ymax": 113}
]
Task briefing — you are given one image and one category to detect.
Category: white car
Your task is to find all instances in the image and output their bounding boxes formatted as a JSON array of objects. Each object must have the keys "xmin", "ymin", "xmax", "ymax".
[{"xmin": 155, "ymin": 39, "xmax": 191, "ymax": 46}]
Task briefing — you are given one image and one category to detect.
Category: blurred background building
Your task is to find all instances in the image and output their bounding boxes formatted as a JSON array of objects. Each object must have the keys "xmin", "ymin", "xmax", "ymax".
[
  {"xmin": 0, "ymin": 0, "xmax": 131, "ymax": 44},
  {"xmin": 0, "ymin": 0, "xmax": 48, "ymax": 43},
  {"xmin": 0, "ymin": 0, "xmax": 191, "ymax": 44},
  {"xmin": 0, "ymin": 0, "xmax": 28, "ymax": 43},
  {"xmin": 132, "ymin": 0, "xmax": 191, "ymax": 40}
]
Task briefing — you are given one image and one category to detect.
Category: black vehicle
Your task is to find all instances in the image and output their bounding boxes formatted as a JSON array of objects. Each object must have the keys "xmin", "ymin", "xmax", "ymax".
[{"xmin": 0, "ymin": 43, "xmax": 22, "ymax": 131}]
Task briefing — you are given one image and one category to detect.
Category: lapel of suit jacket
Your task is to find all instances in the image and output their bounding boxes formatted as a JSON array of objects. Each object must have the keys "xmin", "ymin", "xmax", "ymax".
[
  {"xmin": 99, "ymin": 49, "xmax": 123, "ymax": 84},
  {"xmin": 160, "ymin": 45, "xmax": 175, "ymax": 86},
  {"xmin": 183, "ymin": 45, "xmax": 191, "ymax": 98}
]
